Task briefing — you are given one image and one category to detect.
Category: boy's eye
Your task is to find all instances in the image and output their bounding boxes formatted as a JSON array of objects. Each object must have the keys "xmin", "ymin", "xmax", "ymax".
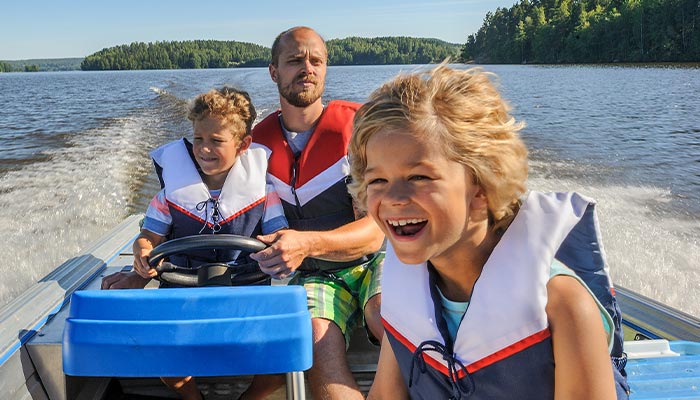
[
  {"xmin": 409, "ymin": 175, "xmax": 429, "ymax": 181},
  {"xmin": 367, "ymin": 178, "xmax": 386, "ymax": 185}
]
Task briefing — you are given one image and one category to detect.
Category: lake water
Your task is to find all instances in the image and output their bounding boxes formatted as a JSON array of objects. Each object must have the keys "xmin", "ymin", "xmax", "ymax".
[{"xmin": 1, "ymin": 64, "xmax": 698, "ymax": 317}]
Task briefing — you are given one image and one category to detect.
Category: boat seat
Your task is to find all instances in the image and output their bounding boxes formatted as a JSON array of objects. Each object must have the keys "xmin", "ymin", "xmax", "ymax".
[{"xmin": 62, "ymin": 286, "xmax": 312, "ymax": 400}]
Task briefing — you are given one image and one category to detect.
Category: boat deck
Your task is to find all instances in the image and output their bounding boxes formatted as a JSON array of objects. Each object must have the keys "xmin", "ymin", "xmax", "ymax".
[
  {"xmin": 111, "ymin": 367, "xmax": 375, "ymax": 399},
  {"xmin": 626, "ymin": 341, "xmax": 700, "ymax": 400}
]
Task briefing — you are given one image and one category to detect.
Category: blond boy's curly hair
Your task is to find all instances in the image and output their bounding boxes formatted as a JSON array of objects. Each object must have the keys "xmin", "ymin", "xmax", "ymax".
[
  {"xmin": 349, "ymin": 65, "xmax": 528, "ymax": 226},
  {"xmin": 188, "ymin": 86, "xmax": 256, "ymax": 140}
]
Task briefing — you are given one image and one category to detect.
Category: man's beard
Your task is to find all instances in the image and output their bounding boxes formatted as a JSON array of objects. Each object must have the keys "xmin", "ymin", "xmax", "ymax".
[{"xmin": 278, "ymin": 76, "xmax": 324, "ymax": 108}]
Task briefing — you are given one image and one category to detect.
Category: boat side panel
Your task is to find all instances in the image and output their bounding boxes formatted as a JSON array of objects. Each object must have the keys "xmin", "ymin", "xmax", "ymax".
[
  {"xmin": 26, "ymin": 254, "xmax": 135, "ymax": 400},
  {"xmin": 0, "ymin": 347, "xmax": 48, "ymax": 400},
  {"xmin": 7, "ymin": 215, "xmax": 142, "ymax": 400},
  {"xmin": 618, "ymin": 286, "xmax": 700, "ymax": 341}
]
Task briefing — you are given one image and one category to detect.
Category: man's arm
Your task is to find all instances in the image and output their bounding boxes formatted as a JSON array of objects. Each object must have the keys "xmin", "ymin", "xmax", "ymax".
[
  {"xmin": 251, "ymin": 215, "xmax": 384, "ymax": 279},
  {"xmin": 299, "ymin": 215, "xmax": 384, "ymax": 261}
]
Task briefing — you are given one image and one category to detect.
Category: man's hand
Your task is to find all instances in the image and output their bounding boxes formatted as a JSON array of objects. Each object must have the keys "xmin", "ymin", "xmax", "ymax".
[
  {"xmin": 101, "ymin": 271, "xmax": 151, "ymax": 289},
  {"xmin": 251, "ymin": 229, "xmax": 316, "ymax": 280}
]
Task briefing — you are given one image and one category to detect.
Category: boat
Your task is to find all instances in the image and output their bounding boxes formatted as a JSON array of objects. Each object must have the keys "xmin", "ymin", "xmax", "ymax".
[{"xmin": 0, "ymin": 214, "xmax": 698, "ymax": 399}]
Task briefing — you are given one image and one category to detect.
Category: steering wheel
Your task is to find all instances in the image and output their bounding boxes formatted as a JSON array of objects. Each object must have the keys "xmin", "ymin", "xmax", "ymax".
[{"xmin": 148, "ymin": 234, "xmax": 268, "ymax": 287}]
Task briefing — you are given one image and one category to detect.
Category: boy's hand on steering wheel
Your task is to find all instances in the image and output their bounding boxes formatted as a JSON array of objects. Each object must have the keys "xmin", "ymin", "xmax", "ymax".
[
  {"xmin": 132, "ymin": 231, "xmax": 164, "ymax": 279},
  {"xmin": 133, "ymin": 248, "xmax": 158, "ymax": 279}
]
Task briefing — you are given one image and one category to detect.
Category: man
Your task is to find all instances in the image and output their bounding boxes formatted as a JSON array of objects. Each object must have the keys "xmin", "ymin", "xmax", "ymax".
[{"xmin": 250, "ymin": 26, "xmax": 385, "ymax": 400}]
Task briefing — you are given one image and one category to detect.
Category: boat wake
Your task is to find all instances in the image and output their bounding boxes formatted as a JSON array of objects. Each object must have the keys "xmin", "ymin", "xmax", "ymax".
[
  {"xmin": 0, "ymin": 106, "xmax": 178, "ymax": 308},
  {"xmin": 528, "ymin": 169, "xmax": 700, "ymax": 318}
]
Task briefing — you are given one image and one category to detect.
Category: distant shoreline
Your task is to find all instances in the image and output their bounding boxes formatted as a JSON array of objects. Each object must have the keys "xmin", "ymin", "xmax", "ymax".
[
  {"xmin": 0, "ymin": 58, "xmax": 84, "ymax": 72},
  {"xmin": 3, "ymin": 58, "xmax": 700, "ymax": 74}
]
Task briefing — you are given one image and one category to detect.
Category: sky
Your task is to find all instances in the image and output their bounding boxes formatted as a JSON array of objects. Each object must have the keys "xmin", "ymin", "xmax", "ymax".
[{"xmin": 1, "ymin": 0, "xmax": 517, "ymax": 61}]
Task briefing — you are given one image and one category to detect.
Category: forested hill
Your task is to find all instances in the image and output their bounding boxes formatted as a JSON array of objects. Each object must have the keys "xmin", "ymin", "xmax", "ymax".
[
  {"xmin": 80, "ymin": 37, "xmax": 460, "ymax": 71},
  {"xmin": 327, "ymin": 37, "xmax": 460, "ymax": 64},
  {"xmin": 81, "ymin": 40, "xmax": 269, "ymax": 70},
  {"xmin": 463, "ymin": 0, "xmax": 700, "ymax": 64},
  {"xmin": 0, "ymin": 58, "xmax": 82, "ymax": 72}
]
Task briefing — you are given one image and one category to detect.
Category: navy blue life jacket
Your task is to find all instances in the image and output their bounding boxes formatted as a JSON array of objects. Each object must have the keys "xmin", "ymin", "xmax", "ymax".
[
  {"xmin": 151, "ymin": 138, "xmax": 268, "ymax": 268},
  {"xmin": 382, "ymin": 191, "xmax": 629, "ymax": 399}
]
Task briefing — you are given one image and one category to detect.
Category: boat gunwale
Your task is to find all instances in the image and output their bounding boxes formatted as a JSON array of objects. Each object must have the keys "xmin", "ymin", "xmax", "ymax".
[{"xmin": 0, "ymin": 215, "xmax": 142, "ymax": 366}]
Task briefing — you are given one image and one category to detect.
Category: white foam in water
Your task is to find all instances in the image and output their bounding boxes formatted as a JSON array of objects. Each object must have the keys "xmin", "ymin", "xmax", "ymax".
[
  {"xmin": 149, "ymin": 86, "xmax": 167, "ymax": 95},
  {"xmin": 0, "ymin": 113, "xmax": 159, "ymax": 307},
  {"xmin": 528, "ymin": 169, "xmax": 700, "ymax": 318}
]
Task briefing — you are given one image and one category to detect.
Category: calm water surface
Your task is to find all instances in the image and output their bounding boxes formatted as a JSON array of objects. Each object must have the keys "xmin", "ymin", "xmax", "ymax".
[{"xmin": 1, "ymin": 64, "xmax": 698, "ymax": 316}]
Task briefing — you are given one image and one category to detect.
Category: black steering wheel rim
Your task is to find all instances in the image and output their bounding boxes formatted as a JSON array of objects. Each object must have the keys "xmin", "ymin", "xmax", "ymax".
[{"xmin": 148, "ymin": 234, "xmax": 268, "ymax": 287}]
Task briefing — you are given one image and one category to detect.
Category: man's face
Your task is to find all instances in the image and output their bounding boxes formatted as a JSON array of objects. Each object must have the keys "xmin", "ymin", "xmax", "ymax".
[{"xmin": 270, "ymin": 29, "xmax": 327, "ymax": 108}]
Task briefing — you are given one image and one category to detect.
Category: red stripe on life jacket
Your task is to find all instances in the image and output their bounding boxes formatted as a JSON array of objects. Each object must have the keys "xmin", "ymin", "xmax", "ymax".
[
  {"xmin": 167, "ymin": 197, "xmax": 265, "ymax": 228},
  {"xmin": 220, "ymin": 197, "xmax": 265, "ymax": 225},
  {"xmin": 382, "ymin": 318, "xmax": 454, "ymax": 378},
  {"xmin": 383, "ymin": 318, "xmax": 552, "ymax": 379},
  {"xmin": 465, "ymin": 328, "xmax": 551, "ymax": 374},
  {"xmin": 167, "ymin": 200, "xmax": 206, "ymax": 224}
]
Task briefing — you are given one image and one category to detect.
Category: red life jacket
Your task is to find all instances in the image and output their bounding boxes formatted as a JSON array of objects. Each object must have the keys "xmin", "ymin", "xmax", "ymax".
[{"xmin": 253, "ymin": 100, "xmax": 370, "ymax": 271}]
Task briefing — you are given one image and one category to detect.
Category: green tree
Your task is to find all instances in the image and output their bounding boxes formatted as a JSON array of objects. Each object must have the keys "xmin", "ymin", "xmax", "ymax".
[{"xmin": 462, "ymin": 0, "xmax": 700, "ymax": 63}]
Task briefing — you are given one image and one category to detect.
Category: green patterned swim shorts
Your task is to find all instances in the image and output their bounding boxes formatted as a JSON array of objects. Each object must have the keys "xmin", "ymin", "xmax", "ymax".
[{"xmin": 290, "ymin": 252, "xmax": 384, "ymax": 345}]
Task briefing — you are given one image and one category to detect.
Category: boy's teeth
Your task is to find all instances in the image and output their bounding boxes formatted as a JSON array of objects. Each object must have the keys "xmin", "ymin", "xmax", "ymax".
[{"xmin": 388, "ymin": 219, "xmax": 425, "ymax": 226}]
